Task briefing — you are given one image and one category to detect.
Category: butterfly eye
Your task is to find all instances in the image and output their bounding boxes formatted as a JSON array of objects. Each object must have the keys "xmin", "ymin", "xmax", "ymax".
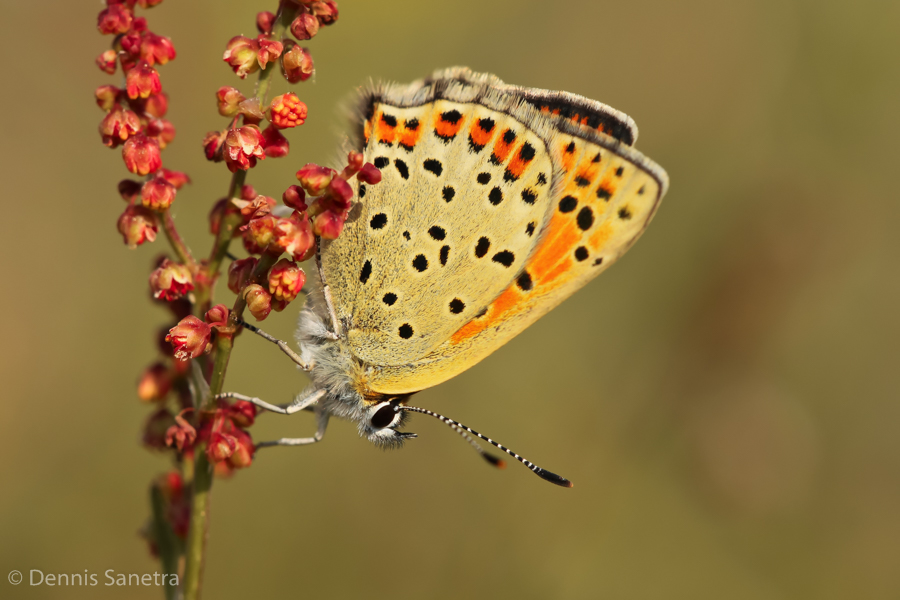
[{"xmin": 370, "ymin": 403, "xmax": 398, "ymax": 429}]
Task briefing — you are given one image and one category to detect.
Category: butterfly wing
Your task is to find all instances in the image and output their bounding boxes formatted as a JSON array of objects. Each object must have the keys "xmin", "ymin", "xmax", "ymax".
[
  {"xmin": 320, "ymin": 76, "xmax": 558, "ymax": 369},
  {"xmin": 320, "ymin": 69, "xmax": 668, "ymax": 395}
]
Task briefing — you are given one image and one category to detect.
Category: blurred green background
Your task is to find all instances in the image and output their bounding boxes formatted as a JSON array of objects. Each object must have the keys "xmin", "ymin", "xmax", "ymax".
[{"xmin": 2, "ymin": 0, "xmax": 899, "ymax": 598}]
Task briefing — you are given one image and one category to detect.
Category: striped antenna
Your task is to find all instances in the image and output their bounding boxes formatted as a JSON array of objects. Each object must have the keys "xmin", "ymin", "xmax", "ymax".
[{"xmin": 402, "ymin": 405, "xmax": 573, "ymax": 488}]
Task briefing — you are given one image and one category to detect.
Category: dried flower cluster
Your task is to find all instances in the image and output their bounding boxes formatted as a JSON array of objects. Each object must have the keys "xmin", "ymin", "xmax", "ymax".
[{"xmin": 94, "ymin": 1, "xmax": 378, "ymax": 596}]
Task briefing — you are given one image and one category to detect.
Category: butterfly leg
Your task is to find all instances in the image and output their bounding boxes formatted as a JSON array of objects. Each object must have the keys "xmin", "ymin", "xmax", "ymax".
[
  {"xmin": 236, "ymin": 319, "xmax": 312, "ymax": 370},
  {"xmin": 320, "ymin": 283, "xmax": 342, "ymax": 340},
  {"xmin": 256, "ymin": 407, "xmax": 330, "ymax": 448},
  {"xmin": 215, "ymin": 387, "xmax": 326, "ymax": 416}
]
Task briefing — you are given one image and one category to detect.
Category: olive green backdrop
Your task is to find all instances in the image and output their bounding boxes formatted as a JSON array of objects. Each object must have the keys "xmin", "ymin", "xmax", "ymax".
[{"xmin": 1, "ymin": 0, "xmax": 898, "ymax": 598}]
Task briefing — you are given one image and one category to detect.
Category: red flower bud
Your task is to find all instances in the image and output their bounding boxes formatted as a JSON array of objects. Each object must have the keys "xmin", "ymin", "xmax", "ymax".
[
  {"xmin": 295, "ymin": 163, "xmax": 334, "ymax": 195},
  {"xmin": 344, "ymin": 151, "xmax": 364, "ymax": 176},
  {"xmin": 126, "ymin": 62, "xmax": 162, "ymax": 99},
  {"xmin": 140, "ymin": 32, "xmax": 176, "ymax": 66},
  {"xmin": 235, "ymin": 194, "xmax": 276, "ymax": 221},
  {"xmin": 328, "ymin": 176, "xmax": 354, "ymax": 209},
  {"xmin": 141, "ymin": 176, "xmax": 177, "ymax": 211},
  {"xmin": 137, "ymin": 362, "xmax": 172, "ymax": 402},
  {"xmin": 281, "ymin": 45, "xmax": 314, "ymax": 83},
  {"xmin": 131, "ymin": 16, "xmax": 148, "ymax": 32},
  {"xmin": 166, "ymin": 316, "xmax": 212, "ymax": 360},
  {"xmin": 357, "ymin": 162, "xmax": 382, "ymax": 184},
  {"xmin": 241, "ymin": 185, "xmax": 258, "ymax": 201},
  {"xmin": 268, "ymin": 258, "xmax": 305, "ymax": 304},
  {"xmin": 95, "ymin": 85, "xmax": 120, "ymax": 112},
  {"xmin": 224, "ymin": 125, "xmax": 266, "ymax": 172},
  {"xmin": 312, "ymin": 1, "xmax": 339, "ymax": 25},
  {"xmin": 205, "ymin": 304, "xmax": 230, "ymax": 329},
  {"xmin": 166, "ymin": 412, "xmax": 197, "ymax": 452},
  {"xmin": 311, "ymin": 209, "xmax": 345, "ymax": 239},
  {"xmin": 242, "ymin": 213, "xmax": 278, "ymax": 250},
  {"xmin": 227, "ymin": 429, "xmax": 255, "ymax": 468},
  {"xmin": 159, "ymin": 168, "xmax": 190, "ymax": 190},
  {"xmin": 100, "ymin": 107, "xmax": 142, "ymax": 147},
  {"xmin": 120, "ymin": 30, "xmax": 142, "ymax": 58},
  {"xmin": 256, "ymin": 36, "xmax": 283, "ymax": 69},
  {"xmin": 97, "ymin": 4, "xmax": 133, "ymax": 35},
  {"xmin": 149, "ymin": 259, "xmax": 194, "ymax": 300},
  {"xmin": 96, "ymin": 50, "xmax": 118, "ymax": 74},
  {"xmin": 227, "ymin": 257, "xmax": 258, "ymax": 294},
  {"xmin": 216, "ymin": 86, "xmax": 245, "ymax": 117},
  {"xmin": 143, "ymin": 92, "xmax": 169, "ymax": 118},
  {"xmin": 223, "ymin": 35, "xmax": 260, "ymax": 79},
  {"xmin": 290, "ymin": 13, "xmax": 320, "ymax": 40},
  {"xmin": 269, "ymin": 93, "xmax": 307, "ymax": 129},
  {"xmin": 118, "ymin": 179, "xmax": 142, "ymax": 202},
  {"xmin": 282, "ymin": 185, "xmax": 307, "ymax": 211},
  {"xmin": 146, "ymin": 118, "xmax": 176, "ymax": 149},
  {"xmin": 256, "ymin": 11, "xmax": 276, "ymax": 34},
  {"xmin": 261, "ymin": 125, "xmax": 290, "ymax": 158},
  {"xmin": 274, "ymin": 212, "xmax": 315, "ymax": 261},
  {"xmin": 143, "ymin": 409, "xmax": 175, "ymax": 450},
  {"xmin": 243, "ymin": 284, "xmax": 272, "ymax": 321},
  {"xmin": 207, "ymin": 431, "xmax": 238, "ymax": 463},
  {"xmin": 123, "ymin": 134, "xmax": 162, "ymax": 175},
  {"xmin": 229, "ymin": 401, "xmax": 257, "ymax": 428},
  {"xmin": 117, "ymin": 204, "xmax": 158, "ymax": 248},
  {"xmin": 202, "ymin": 130, "xmax": 226, "ymax": 162}
]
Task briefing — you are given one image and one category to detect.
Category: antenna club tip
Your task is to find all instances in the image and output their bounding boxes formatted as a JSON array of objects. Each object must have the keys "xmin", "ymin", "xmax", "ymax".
[
  {"xmin": 496, "ymin": 459, "xmax": 507, "ymax": 470},
  {"xmin": 564, "ymin": 480, "xmax": 574, "ymax": 489}
]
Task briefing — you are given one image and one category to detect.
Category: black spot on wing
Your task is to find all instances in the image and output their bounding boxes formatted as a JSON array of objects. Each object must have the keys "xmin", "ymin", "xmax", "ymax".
[
  {"xmin": 382, "ymin": 292, "xmax": 397, "ymax": 306},
  {"xmin": 516, "ymin": 271, "xmax": 533, "ymax": 291},
  {"xmin": 492, "ymin": 250, "xmax": 515, "ymax": 267},
  {"xmin": 398, "ymin": 324, "xmax": 413, "ymax": 339},
  {"xmin": 359, "ymin": 260, "xmax": 372, "ymax": 283},
  {"xmin": 428, "ymin": 226, "xmax": 446, "ymax": 240},
  {"xmin": 423, "ymin": 159, "xmax": 442, "ymax": 176},
  {"xmin": 412, "ymin": 254, "xmax": 428, "ymax": 272},
  {"xmin": 574, "ymin": 246, "xmax": 589, "ymax": 261},
  {"xmin": 476, "ymin": 172, "xmax": 491, "ymax": 185},
  {"xmin": 373, "ymin": 157, "xmax": 388, "ymax": 169},
  {"xmin": 440, "ymin": 245, "xmax": 450, "ymax": 266},
  {"xmin": 442, "ymin": 186, "xmax": 456, "ymax": 202},
  {"xmin": 576, "ymin": 206, "xmax": 594, "ymax": 230},
  {"xmin": 488, "ymin": 187, "xmax": 503, "ymax": 205},
  {"xmin": 475, "ymin": 237, "xmax": 490, "ymax": 258},
  {"xmin": 521, "ymin": 189, "xmax": 537, "ymax": 205},
  {"xmin": 370, "ymin": 213, "xmax": 387, "ymax": 230},
  {"xmin": 559, "ymin": 196, "xmax": 578, "ymax": 213},
  {"xmin": 380, "ymin": 113, "xmax": 397, "ymax": 127},
  {"xmin": 449, "ymin": 298, "xmax": 465, "ymax": 314},
  {"xmin": 394, "ymin": 159, "xmax": 409, "ymax": 180}
]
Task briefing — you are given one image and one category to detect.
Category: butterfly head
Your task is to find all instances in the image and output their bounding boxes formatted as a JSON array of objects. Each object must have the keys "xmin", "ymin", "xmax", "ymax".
[{"xmin": 362, "ymin": 395, "xmax": 417, "ymax": 447}]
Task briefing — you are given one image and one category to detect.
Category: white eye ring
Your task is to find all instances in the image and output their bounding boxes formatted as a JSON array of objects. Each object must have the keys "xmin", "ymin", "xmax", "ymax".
[{"xmin": 369, "ymin": 401, "xmax": 400, "ymax": 429}]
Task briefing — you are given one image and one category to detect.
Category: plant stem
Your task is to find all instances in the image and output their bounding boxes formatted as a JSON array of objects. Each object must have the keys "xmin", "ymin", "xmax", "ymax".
[
  {"xmin": 161, "ymin": 209, "xmax": 196, "ymax": 268},
  {"xmin": 150, "ymin": 484, "xmax": 181, "ymax": 600},
  {"xmin": 181, "ymin": 5, "xmax": 300, "ymax": 599}
]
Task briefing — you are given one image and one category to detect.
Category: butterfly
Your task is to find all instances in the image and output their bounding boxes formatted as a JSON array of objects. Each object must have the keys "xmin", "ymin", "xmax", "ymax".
[{"xmin": 226, "ymin": 67, "xmax": 668, "ymax": 487}]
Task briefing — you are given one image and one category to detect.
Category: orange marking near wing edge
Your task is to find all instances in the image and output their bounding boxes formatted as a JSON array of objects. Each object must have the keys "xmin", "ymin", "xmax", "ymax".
[
  {"xmin": 450, "ymin": 287, "xmax": 522, "ymax": 345},
  {"xmin": 375, "ymin": 113, "xmax": 397, "ymax": 145},
  {"xmin": 398, "ymin": 119, "xmax": 422, "ymax": 149},
  {"xmin": 529, "ymin": 217, "xmax": 581, "ymax": 280}
]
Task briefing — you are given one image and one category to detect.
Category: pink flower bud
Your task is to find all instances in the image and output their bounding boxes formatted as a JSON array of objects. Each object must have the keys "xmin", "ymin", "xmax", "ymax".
[
  {"xmin": 312, "ymin": 1, "xmax": 339, "ymax": 25},
  {"xmin": 216, "ymin": 86, "xmax": 245, "ymax": 117},
  {"xmin": 137, "ymin": 362, "xmax": 172, "ymax": 402},
  {"xmin": 223, "ymin": 36, "xmax": 260, "ymax": 79},
  {"xmin": 268, "ymin": 258, "xmax": 306, "ymax": 304},
  {"xmin": 227, "ymin": 257, "xmax": 258, "ymax": 294},
  {"xmin": 281, "ymin": 45, "xmax": 314, "ymax": 83},
  {"xmin": 149, "ymin": 259, "xmax": 194, "ymax": 300},
  {"xmin": 143, "ymin": 92, "xmax": 169, "ymax": 118},
  {"xmin": 229, "ymin": 401, "xmax": 257, "ymax": 428},
  {"xmin": 203, "ymin": 130, "xmax": 226, "ymax": 162},
  {"xmin": 126, "ymin": 62, "xmax": 162, "ymax": 99},
  {"xmin": 207, "ymin": 431, "xmax": 238, "ymax": 463},
  {"xmin": 166, "ymin": 413, "xmax": 197, "ymax": 452},
  {"xmin": 140, "ymin": 32, "xmax": 176, "ymax": 66},
  {"xmin": 100, "ymin": 107, "xmax": 142, "ymax": 147},
  {"xmin": 357, "ymin": 162, "xmax": 382, "ymax": 184},
  {"xmin": 312, "ymin": 209, "xmax": 345, "ymax": 240},
  {"xmin": 256, "ymin": 11, "xmax": 276, "ymax": 34},
  {"xmin": 97, "ymin": 4, "xmax": 133, "ymax": 35},
  {"xmin": 327, "ymin": 176, "xmax": 354, "ymax": 209},
  {"xmin": 295, "ymin": 163, "xmax": 334, "ymax": 195},
  {"xmin": 146, "ymin": 118, "xmax": 176, "ymax": 149},
  {"xmin": 141, "ymin": 176, "xmax": 177, "ymax": 211},
  {"xmin": 96, "ymin": 50, "xmax": 118, "ymax": 74},
  {"xmin": 95, "ymin": 85, "xmax": 120, "ymax": 112},
  {"xmin": 143, "ymin": 409, "xmax": 175, "ymax": 450},
  {"xmin": 223, "ymin": 125, "xmax": 266, "ymax": 172},
  {"xmin": 256, "ymin": 36, "xmax": 283, "ymax": 69},
  {"xmin": 290, "ymin": 13, "xmax": 320, "ymax": 40},
  {"xmin": 226, "ymin": 429, "xmax": 255, "ymax": 468},
  {"xmin": 282, "ymin": 185, "xmax": 307, "ymax": 212},
  {"xmin": 123, "ymin": 134, "xmax": 162, "ymax": 175},
  {"xmin": 117, "ymin": 205, "xmax": 158, "ymax": 248},
  {"xmin": 205, "ymin": 304, "xmax": 230, "ymax": 329},
  {"xmin": 243, "ymin": 284, "xmax": 272, "ymax": 321},
  {"xmin": 269, "ymin": 93, "xmax": 307, "ymax": 128},
  {"xmin": 166, "ymin": 316, "xmax": 212, "ymax": 360},
  {"xmin": 159, "ymin": 168, "xmax": 190, "ymax": 190},
  {"xmin": 261, "ymin": 125, "xmax": 289, "ymax": 158},
  {"xmin": 274, "ymin": 212, "xmax": 315, "ymax": 261}
]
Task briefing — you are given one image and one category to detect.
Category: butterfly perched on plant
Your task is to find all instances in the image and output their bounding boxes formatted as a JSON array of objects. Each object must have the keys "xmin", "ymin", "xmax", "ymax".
[{"xmin": 224, "ymin": 67, "xmax": 668, "ymax": 487}]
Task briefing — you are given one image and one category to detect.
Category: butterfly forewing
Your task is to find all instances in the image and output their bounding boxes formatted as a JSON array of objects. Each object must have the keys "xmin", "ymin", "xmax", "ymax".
[{"xmin": 320, "ymin": 96, "xmax": 555, "ymax": 368}]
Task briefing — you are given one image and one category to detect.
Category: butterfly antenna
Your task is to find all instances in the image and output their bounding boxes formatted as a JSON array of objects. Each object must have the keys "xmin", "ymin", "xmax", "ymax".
[{"xmin": 402, "ymin": 405, "xmax": 573, "ymax": 488}]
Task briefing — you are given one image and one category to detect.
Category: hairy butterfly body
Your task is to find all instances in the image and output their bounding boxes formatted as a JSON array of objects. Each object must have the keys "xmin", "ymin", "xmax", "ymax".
[{"xmin": 228, "ymin": 68, "xmax": 669, "ymax": 487}]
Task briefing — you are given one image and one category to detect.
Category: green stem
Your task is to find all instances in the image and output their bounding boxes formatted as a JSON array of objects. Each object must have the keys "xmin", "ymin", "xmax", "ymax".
[
  {"xmin": 161, "ymin": 209, "xmax": 196, "ymax": 268},
  {"xmin": 150, "ymin": 485, "xmax": 181, "ymax": 600}
]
